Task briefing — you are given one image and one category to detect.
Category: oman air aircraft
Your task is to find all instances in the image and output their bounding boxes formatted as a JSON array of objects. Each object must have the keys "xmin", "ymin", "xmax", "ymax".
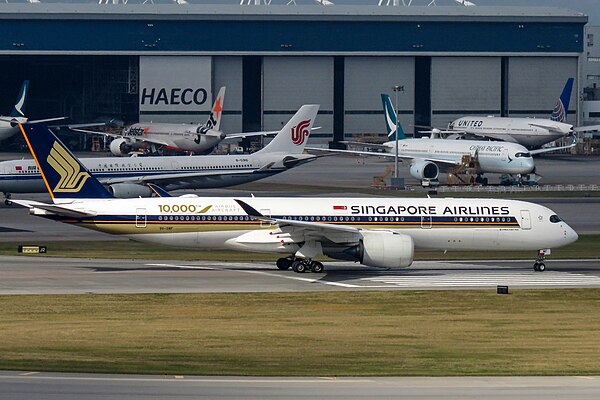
[
  {"xmin": 443, "ymin": 78, "xmax": 583, "ymax": 149},
  {"xmin": 0, "ymin": 105, "xmax": 319, "ymax": 198},
  {"xmin": 10, "ymin": 122, "xmax": 578, "ymax": 273},
  {"xmin": 0, "ymin": 80, "xmax": 65, "ymax": 143},
  {"xmin": 309, "ymin": 94, "xmax": 572, "ymax": 186}
]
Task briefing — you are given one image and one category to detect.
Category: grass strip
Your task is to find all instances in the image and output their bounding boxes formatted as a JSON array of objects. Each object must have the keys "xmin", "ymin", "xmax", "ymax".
[
  {"xmin": 1, "ymin": 234, "xmax": 598, "ymax": 261},
  {"xmin": 1, "ymin": 290, "xmax": 600, "ymax": 375}
]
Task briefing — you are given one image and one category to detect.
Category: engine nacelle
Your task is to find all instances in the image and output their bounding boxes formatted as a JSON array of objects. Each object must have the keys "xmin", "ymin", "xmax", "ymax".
[
  {"xmin": 409, "ymin": 160, "xmax": 439, "ymax": 181},
  {"xmin": 109, "ymin": 138, "xmax": 132, "ymax": 157},
  {"xmin": 107, "ymin": 183, "xmax": 153, "ymax": 198},
  {"xmin": 323, "ymin": 231, "xmax": 414, "ymax": 269}
]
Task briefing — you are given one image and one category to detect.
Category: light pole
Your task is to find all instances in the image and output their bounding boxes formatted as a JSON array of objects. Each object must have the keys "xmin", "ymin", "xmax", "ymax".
[{"xmin": 392, "ymin": 85, "xmax": 404, "ymax": 180}]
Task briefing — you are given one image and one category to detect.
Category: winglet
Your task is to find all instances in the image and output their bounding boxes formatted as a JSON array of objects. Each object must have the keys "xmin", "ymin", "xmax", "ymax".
[
  {"xmin": 147, "ymin": 183, "xmax": 172, "ymax": 198},
  {"xmin": 204, "ymin": 86, "xmax": 225, "ymax": 132},
  {"xmin": 551, "ymin": 78, "xmax": 574, "ymax": 122},
  {"xmin": 10, "ymin": 80, "xmax": 29, "ymax": 118},
  {"xmin": 19, "ymin": 123, "xmax": 113, "ymax": 201},
  {"xmin": 381, "ymin": 94, "xmax": 405, "ymax": 141},
  {"xmin": 234, "ymin": 199, "xmax": 264, "ymax": 218}
]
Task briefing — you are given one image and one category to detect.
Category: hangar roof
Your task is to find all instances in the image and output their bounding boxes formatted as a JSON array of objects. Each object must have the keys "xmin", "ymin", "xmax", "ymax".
[{"xmin": 0, "ymin": 5, "xmax": 587, "ymax": 54}]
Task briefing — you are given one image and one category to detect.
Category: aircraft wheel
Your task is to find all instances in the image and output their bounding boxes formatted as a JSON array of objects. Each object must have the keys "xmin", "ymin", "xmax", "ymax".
[
  {"xmin": 311, "ymin": 261, "xmax": 324, "ymax": 273},
  {"xmin": 292, "ymin": 260, "xmax": 306, "ymax": 273},
  {"xmin": 537, "ymin": 263, "xmax": 546, "ymax": 272},
  {"xmin": 276, "ymin": 258, "xmax": 291, "ymax": 270},
  {"xmin": 482, "ymin": 177, "xmax": 489, "ymax": 186}
]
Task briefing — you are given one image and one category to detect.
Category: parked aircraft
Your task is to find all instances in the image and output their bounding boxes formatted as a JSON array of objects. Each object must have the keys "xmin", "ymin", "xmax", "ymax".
[
  {"xmin": 10, "ymin": 122, "xmax": 578, "ymax": 273},
  {"xmin": 0, "ymin": 80, "xmax": 65, "ymax": 143},
  {"xmin": 309, "ymin": 94, "xmax": 574, "ymax": 186},
  {"xmin": 0, "ymin": 105, "xmax": 319, "ymax": 198},
  {"xmin": 442, "ymin": 78, "xmax": 580, "ymax": 149},
  {"xmin": 73, "ymin": 87, "xmax": 228, "ymax": 156}
]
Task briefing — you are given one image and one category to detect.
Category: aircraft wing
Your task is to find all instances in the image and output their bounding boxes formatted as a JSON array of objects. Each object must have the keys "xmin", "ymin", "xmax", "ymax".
[
  {"xmin": 235, "ymin": 199, "xmax": 361, "ymax": 243},
  {"xmin": 224, "ymin": 127, "xmax": 321, "ymax": 141},
  {"xmin": 28, "ymin": 117, "xmax": 68, "ymax": 124},
  {"xmin": 574, "ymin": 125, "xmax": 600, "ymax": 133},
  {"xmin": 305, "ymin": 146, "xmax": 460, "ymax": 166},
  {"xmin": 10, "ymin": 199, "xmax": 97, "ymax": 218},
  {"xmin": 70, "ymin": 128, "xmax": 171, "ymax": 147},
  {"xmin": 529, "ymin": 142, "xmax": 577, "ymax": 155}
]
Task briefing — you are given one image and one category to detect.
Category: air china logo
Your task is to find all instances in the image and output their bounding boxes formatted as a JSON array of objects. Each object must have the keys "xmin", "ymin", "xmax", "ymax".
[{"xmin": 291, "ymin": 119, "xmax": 311, "ymax": 145}]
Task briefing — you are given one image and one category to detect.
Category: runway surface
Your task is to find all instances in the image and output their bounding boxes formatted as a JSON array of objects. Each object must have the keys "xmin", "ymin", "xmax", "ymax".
[
  {"xmin": 1, "ymin": 371, "xmax": 600, "ymax": 400},
  {"xmin": 2, "ymin": 256, "xmax": 600, "ymax": 294}
]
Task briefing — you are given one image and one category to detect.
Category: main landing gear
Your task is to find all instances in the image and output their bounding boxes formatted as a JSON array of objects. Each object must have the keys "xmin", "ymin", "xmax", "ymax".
[
  {"xmin": 276, "ymin": 257, "xmax": 324, "ymax": 273},
  {"xmin": 533, "ymin": 249, "xmax": 548, "ymax": 272}
]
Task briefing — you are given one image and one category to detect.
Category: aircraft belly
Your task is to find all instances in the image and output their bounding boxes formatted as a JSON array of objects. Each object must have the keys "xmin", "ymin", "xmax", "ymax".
[
  {"xmin": 0, "ymin": 177, "xmax": 46, "ymax": 193},
  {"xmin": 164, "ymin": 171, "xmax": 280, "ymax": 190},
  {"xmin": 127, "ymin": 230, "xmax": 243, "ymax": 250}
]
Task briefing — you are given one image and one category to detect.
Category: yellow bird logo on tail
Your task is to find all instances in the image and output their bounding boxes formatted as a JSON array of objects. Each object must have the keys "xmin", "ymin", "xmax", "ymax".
[{"xmin": 47, "ymin": 142, "xmax": 91, "ymax": 193}]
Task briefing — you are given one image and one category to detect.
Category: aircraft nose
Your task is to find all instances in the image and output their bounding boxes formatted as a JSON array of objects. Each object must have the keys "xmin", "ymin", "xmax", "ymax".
[
  {"xmin": 564, "ymin": 224, "xmax": 578, "ymax": 245},
  {"xmin": 524, "ymin": 158, "xmax": 535, "ymax": 173}
]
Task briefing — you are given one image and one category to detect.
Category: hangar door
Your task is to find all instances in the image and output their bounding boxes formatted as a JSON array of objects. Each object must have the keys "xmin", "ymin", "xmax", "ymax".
[
  {"xmin": 507, "ymin": 57, "xmax": 578, "ymax": 123},
  {"xmin": 263, "ymin": 57, "xmax": 333, "ymax": 141},
  {"xmin": 213, "ymin": 56, "xmax": 243, "ymax": 134},
  {"xmin": 430, "ymin": 57, "xmax": 501, "ymax": 129},
  {"xmin": 344, "ymin": 57, "xmax": 415, "ymax": 137}
]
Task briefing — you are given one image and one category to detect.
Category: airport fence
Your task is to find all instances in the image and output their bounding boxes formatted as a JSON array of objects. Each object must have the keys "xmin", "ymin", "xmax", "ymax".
[{"xmin": 436, "ymin": 184, "xmax": 600, "ymax": 194}]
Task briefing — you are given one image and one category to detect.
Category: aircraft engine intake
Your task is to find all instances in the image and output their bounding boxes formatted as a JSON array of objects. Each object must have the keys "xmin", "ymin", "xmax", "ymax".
[
  {"xmin": 409, "ymin": 160, "xmax": 439, "ymax": 181},
  {"xmin": 109, "ymin": 138, "xmax": 132, "ymax": 157},
  {"xmin": 323, "ymin": 231, "xmax": 414, "ymax": 269},
  {"xmin": 107, "ymin": 183, "xmax": 153, "ymax": 198}
]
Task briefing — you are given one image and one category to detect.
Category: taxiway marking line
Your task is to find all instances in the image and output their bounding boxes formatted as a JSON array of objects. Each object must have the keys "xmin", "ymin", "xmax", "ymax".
[{"xmin": 145, "ymin": 263, "xmax": 362, "ymax": 288}]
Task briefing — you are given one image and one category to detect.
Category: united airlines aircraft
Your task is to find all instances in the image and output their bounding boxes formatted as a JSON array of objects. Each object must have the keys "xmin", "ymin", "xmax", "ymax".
[
  {"xmin": 0, "ymin": 105, "xmax": 319, "ymax": 198},
  {"xmin": 10, "ymin": 122, "xmax": 578, "ymax": 273}
]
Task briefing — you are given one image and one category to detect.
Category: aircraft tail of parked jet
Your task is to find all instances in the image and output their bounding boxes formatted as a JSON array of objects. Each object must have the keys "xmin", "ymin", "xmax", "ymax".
[
  {"xmin": 256, "ymin": 105, "xmax": 319, "ymax": 155},
  {"xmin": 19, "ymin": 123, "xmax": 113, "ymax": 201},
  {"xmin": 550, "ymin": 77, "xmax": 574, "ymax": 122},
  {"xmin": 10, "ymin": 80, "xmax": 29, "ymax": 118},
  {"xmin": 203, "ymin": 86, "xmax": 225, "ymax": 132},
  {"xmin": 381, "ymin": 94, "xmax": 405, "ymax": 141}
]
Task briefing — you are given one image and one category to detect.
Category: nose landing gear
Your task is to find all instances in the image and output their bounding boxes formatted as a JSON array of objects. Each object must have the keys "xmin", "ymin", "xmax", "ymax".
[{"xmin": 533, "ymin": 249, "xmax": 549, "ymax": 272}]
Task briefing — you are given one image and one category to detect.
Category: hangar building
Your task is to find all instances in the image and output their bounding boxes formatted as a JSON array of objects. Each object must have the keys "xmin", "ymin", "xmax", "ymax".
[{"xmin": 0, "ymin": 4, "xmax": 588, "ymax": 147}]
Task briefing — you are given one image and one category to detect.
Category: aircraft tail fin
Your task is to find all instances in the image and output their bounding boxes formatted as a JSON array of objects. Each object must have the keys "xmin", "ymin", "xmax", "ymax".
[
  {"xmin": 381, "ymin": 94, "xmax": 405, "ymax": 141},
  {"xmin": 19, "ymin": 123, "xmax": 113, "ymax": 201},
  {"xmin": 551, "ymin": 78, "xmax": 574, "ymax": 122},
  {"xmin": 256, "ymin": 105, "xmax": 320, "ymax": 154},
  {"xmin": 10, "ymin": 80, "xmax": 29, "ymax": 118},
  {"xmin": 204, "ymin": 86, "xmax": 225, "ymax": 132}
]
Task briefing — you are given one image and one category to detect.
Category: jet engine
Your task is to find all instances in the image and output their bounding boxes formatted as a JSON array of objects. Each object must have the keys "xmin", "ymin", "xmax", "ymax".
[
  {"xmin": 323, "ymin": 231, "xmax": 414, "ymax": 269},
  {"xmin": 409, "ymin": 160, "xmax": 439, "ymax": 181},
  {"xmin": 107, "ymin": 183, "xmax": 153, "ymax": 198},
  {"xmin": 109, "ymin": 138, "xmax": 132, "ymax": 157}
]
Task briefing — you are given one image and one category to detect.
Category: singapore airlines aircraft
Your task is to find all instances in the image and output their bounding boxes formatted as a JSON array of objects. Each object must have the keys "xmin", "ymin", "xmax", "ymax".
[
  {"xmin": 0, "ymin": 80, "xmax": 65, "ymax": 143},
  {"xmin": 10, "ymin": 122, "xmax": 578, "ymax": 273},
  {"xmin": 0, "ymin": 105, "xmax": 319, "ymax": 198},
  {"xmin": 311, "ymin": 94, "xmax": 576, "ymax": 186},
  {"xmin": 445, "ymin": 78, "xmax": 582, "ymax": 149}
]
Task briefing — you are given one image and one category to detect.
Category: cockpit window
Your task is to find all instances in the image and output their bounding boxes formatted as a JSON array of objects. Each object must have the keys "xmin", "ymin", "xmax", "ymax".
[
  {"xmin": 515, "ymin": 152, "xmax": 531, "ymax": 158},
  {"xmin": 549, "ymin": 215, "xmax": 562, "ymax": 223}
]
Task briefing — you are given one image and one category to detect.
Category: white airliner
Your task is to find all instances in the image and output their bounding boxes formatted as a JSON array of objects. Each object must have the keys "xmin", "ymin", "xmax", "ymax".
[
  {"xmin": 0, "ymin": 105, "xmax": 319, "ymax": 198},
  {"xmin": 10, "ymin": 122, "xmax": 578, "ymax": 273},
  {"xmin": 0, "ymin": 80, "xmax": 65, "ymax": 143},
  {"xmin": 443, "ymin": 78, "xmax": 583, "ymax": 149},
  {"xmin": 309, "ymin": 94, "xmax": 573, "ymax": 186}
]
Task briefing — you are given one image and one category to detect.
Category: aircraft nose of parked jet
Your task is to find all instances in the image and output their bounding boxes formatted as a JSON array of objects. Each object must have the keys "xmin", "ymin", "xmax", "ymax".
[
  {"xmin": 564, "ymin": 223, "xmax": 579, "ymax": 245},
  {"xmin": 524, "ymin": 157, "xmax": 535, "ymax": 174}
]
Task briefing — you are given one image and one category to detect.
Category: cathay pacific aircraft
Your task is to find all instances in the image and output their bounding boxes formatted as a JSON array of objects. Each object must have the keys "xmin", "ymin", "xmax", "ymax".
[
  {"xmin": 0, "ymin": 105, "xmax": 319, "ymax": 198},
  {"xmin": 10, "ymin": 122, "xmax": 578, "ymax": 273},
  {"xmin": 0, "ymin": 80, "xmax": 65, "ymax": 143}
]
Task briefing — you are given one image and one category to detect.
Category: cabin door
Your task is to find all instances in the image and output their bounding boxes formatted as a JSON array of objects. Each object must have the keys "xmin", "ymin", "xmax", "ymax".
[
  {"xmin": 136, "ymin": 208, "xmax": 147, "ymax": 228},
  {"xmin": 420, "ymin": 215, "xmax": 432, "ymax": 229},
  {"xmin": 520, "ymin": 210, "xmax": 531, "ymax": 230}
]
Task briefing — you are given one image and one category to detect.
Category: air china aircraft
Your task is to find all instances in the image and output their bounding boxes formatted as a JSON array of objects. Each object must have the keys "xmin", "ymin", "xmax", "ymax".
[
  {"xmin": 10, "ymin": 122, "xmax": 578, "ymax": 273},
  {"xmin": 0, "ymin": 80, "xmax": 65, "ymax": 143},
  {"xmin": 0, "ymin": 105, "xmax": 319, "ymax": 198},
  {"xmin": 73, "ymin": 87, "xmax": 271, "ymax": 156},
  {"xmin": 444, "ymin": 78, "xmax": 582, "ymax": 149},
  {"xmin": 309, "ymin": 94, "xmax": 570, "ymax": 186}
]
